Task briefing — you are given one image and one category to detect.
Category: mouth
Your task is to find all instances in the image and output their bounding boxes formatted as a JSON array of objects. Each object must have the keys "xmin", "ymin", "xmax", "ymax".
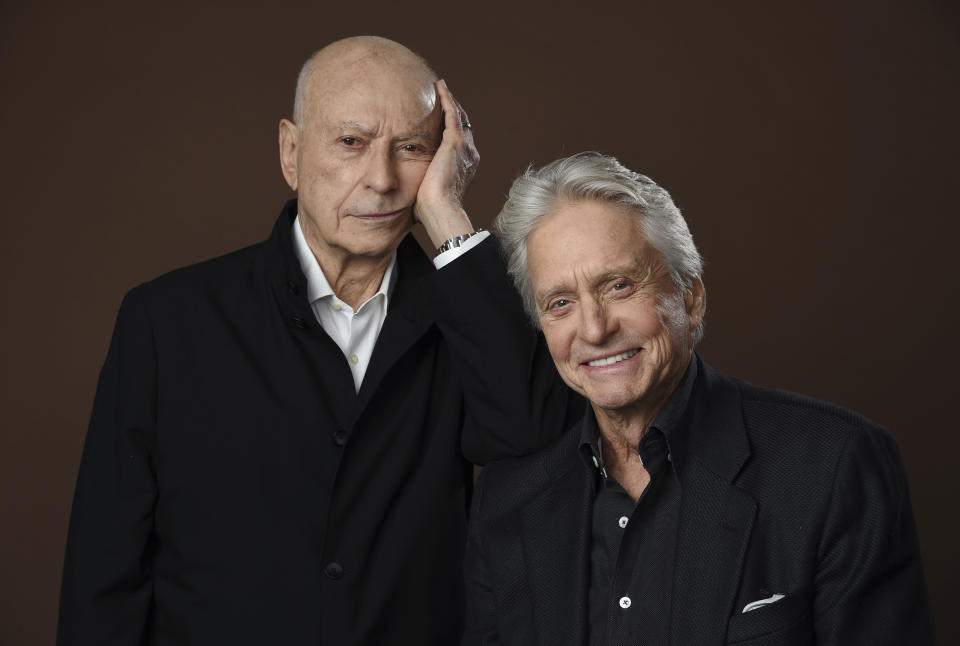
[
  {"xmin": 584, "ymin": 348, "xmax": 640, "ymax": 368},
  {"xmin": 353, "ymin": 209, "xmax": 406, "ymax": 222}
]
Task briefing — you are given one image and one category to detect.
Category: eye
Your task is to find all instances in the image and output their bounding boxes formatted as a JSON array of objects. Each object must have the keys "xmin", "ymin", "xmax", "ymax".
[
  {"xmin": 548, "ymin": 298, "xmax": 571, "ymax": 312},
  {"xmin": 608, "ymin": 279, "xmax": 634, "ymax": 296},
  {"xmin": 339, "ymin": 136, "xmax": 362, "ymax": 148},
  {"xmin": 398, "ymin": 142, "xmax": 433, "ymax": 158}
]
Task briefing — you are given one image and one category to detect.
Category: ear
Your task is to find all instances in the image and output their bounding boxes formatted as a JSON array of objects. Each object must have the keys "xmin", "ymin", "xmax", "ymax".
[
  {"xmin": 684, "ymin": 278, "xmax": 706, "ymax": 331},
  {"xmin": 278, "ymin": 119, "xmax": 299, "ymax": 191}
]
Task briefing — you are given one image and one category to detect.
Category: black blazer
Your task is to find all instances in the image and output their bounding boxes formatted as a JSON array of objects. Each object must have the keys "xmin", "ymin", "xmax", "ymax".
[
  {"xmin": 58, "ymin": 201, "xmax": 577, "ymax": 645},
  {"xmin": 463, "ymin": 355, "xmax": 934, "ymax": 645}
]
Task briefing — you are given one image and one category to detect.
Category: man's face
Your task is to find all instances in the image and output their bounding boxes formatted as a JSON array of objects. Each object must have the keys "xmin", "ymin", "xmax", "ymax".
[
  {"xmin": 526, "ymin": 200, "xmax": 704, "ymax": 416},
  {"xmin": 281, "ymin": 60, "xmax": 441, "ymax": 262}
]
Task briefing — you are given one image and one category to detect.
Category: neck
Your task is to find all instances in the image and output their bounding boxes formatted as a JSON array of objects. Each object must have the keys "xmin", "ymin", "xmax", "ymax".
[
  {"xmin": 592, "ymin": 390, "xmax": 671, "ymax": 504},
  {"xmin": 302, "ymin": 227, "xmax": 393, "ymax": 309},
  {"xmin": 592, "ymin": 359, "xmax": 688, "ymax": 470},
  {"xmin": 323, "ymin": 256, "xmax": 391, "ymax": 309}
]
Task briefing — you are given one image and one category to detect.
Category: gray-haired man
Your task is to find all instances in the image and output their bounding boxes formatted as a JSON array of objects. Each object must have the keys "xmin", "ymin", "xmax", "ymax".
[{"xmin": 463, "ymin": 152, "xmax": 933, "ymax": 645}]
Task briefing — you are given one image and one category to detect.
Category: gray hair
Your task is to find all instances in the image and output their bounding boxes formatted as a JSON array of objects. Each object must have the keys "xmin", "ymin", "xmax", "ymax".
[{"xmin": 496, "ymin": 151, "xmax": 704, "ymax": 343}]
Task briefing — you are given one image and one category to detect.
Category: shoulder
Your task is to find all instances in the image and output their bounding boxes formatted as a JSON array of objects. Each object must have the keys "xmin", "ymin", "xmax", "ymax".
[
  {"xmin": 707, "ymin": 369, "xmax": 904, "ymax": 503},
  {"xmin": 734, "ymin": 377, "xmax": 881, "ymax": 433},
  {"xmin": 134, "ymin": 241, "xmax": 266, "ymax": 300},
  {"xmin": 119, "ymin": 240, "xmax": 269, "ymax": 321},
  {"xmin": 729, "ymin": 375, "xmax": 893, "ymax": 460}
]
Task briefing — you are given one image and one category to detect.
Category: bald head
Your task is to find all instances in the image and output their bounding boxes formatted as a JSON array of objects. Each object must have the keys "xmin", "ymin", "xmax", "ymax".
[{"xmin": 293, "ymin": 36, "xmax": 438, "ymax": 130}]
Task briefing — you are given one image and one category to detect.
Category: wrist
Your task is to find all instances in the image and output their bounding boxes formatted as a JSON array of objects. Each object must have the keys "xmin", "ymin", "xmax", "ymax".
[
  {"xmin": 435, "ymin": 229, "xmax": 486, "ymax": 256},
  {"xmin": 419, "ymin": 206, "xmax": 475, "ymax": 248}
]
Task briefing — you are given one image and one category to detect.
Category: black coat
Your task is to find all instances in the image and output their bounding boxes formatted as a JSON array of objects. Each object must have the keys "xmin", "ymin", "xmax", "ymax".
[
  {"xmin": 463, "ymin": 355, "xmax": 934, "ymax": 645},
  {"xmin": 58, "ymin": 201, "xmax": 578, "ymax": 645}
]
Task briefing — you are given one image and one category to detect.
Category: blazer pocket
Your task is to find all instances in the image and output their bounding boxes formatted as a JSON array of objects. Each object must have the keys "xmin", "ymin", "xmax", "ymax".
[{"xmin": 725, "ymin": 584, "xmax": 813, "ymax": 644}]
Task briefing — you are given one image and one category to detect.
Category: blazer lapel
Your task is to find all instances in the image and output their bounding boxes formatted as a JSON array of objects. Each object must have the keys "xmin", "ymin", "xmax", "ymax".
[
  {"xmin": 519, "ymin": 430, "xmax": 592, "ymax": 646},
  {"xmin": 670, "ymin": 357, "xmax": 757, "ymax": 646}
]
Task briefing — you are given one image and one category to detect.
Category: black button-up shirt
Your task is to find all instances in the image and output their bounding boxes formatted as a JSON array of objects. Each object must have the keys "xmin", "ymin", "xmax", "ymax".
[{"xmin": 580, "ymin": 360, "xmax": 697, "ymax": 646}]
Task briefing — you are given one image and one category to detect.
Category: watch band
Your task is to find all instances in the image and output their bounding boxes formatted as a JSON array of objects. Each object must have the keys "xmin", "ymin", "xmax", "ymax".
[{"xmin": 435, "ymin": 229, "xmax": 484, "ymax": 255}]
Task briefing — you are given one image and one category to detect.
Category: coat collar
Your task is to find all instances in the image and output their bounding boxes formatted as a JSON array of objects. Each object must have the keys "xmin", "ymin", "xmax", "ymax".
[
  {"xmin": 263, "ymin": 199, "xmax": 437, "ymax": 426},
  {"xmin": 669, "ymin": 354, "xmax": 751, "ymax": 483},
  {"xmin": 545, "ymin": 354, "xmax": 751, "ymax": 484}
]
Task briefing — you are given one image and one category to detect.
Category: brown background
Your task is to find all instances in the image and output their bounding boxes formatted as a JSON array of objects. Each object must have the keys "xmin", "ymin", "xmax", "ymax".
[{"xmin": 2, "ymin": 0, "xmax": 958, "ymax": 643}]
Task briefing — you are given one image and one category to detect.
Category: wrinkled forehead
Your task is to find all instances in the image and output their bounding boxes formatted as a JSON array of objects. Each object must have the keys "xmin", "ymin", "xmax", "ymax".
[
  {"xmin": 527, "ymin": 206, "xmax": 665, "ymax": 297},
  {"xmin": 304, "ymin": 60, "xmax": 440, "ymax": 128},
  {"xmin": 309, "ymin": 49, "xmax": 437, "ymax": 117}
]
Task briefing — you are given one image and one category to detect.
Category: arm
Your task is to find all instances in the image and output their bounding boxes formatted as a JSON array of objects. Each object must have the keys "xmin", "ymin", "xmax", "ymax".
[
  {"xmin": 431, "ymin": 238, "xmax": 581, "ymax": 463},
  {"xmin": 58, "ymin": 288, "xmax": 158, "ymax": 645},
  {"xmin": 416, "ymin": 80, "xmax": 581, "ymax": 464},
  {"xmin": 813, "ymin": 426, "xmax": 935, "ymax": 643}
]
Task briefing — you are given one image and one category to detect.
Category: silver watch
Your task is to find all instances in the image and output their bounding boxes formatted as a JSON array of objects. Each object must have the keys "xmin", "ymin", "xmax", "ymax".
[{"xmin": 435, "ymin": 229, "xmax": 484, "ymax": 255}]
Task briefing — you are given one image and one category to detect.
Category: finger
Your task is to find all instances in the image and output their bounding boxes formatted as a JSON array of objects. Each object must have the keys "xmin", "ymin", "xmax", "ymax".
[
  {"xmin": 434, "ymin": 79, "xmax": 478, "ymax": 172},
  {"xmin": 436, "ymin": 79, "xmax": 471, "ymax": 134}
]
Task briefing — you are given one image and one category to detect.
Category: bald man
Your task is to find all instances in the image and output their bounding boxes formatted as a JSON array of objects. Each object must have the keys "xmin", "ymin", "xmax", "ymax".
[{"xmin": 58, "ymin": 37, "xmax": 576, "ymax": 645}]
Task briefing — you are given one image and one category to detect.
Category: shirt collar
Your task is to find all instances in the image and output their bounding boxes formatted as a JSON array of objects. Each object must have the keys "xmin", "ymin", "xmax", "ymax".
[
  {"xmin": 579, "ymin": 356, "xmax": 698, "ymax": 475},
  {"xmin": 292, "ymin": 214, "xmax": 398, "ymax": 310}
]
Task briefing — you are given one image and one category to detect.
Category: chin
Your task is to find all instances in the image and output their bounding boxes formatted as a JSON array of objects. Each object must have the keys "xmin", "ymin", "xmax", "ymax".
[{"xmin": 585, "ymin": 389, "xmax": 642, "ymax": 413}]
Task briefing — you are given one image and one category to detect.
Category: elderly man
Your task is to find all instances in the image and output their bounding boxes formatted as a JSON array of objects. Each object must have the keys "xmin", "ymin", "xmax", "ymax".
[
  {"xmin": 58, "ymin": 37, "xmax": 573, "ymax": 644},
  {"xmin": 463, "ymin": 152, "xmax": 934, "ymax": 645}
]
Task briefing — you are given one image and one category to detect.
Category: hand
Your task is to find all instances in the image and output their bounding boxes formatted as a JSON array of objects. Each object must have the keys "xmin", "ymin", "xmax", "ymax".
[{"xmin": 414, "ymin": 79, "xmax": 480, "ymax": 248}]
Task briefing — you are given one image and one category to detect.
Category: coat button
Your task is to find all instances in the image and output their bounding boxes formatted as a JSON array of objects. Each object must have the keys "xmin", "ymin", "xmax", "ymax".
[
  {"xmin": 324, "ymin": 562, "xmax": 343, "ymax": 580},
  {"xmin": 333, "ymin": 430, "xmax": 347, "ymax": 446},
  {"xmin": 290, "ymin": 316, "xmax": 308, "ymax": 329},
  {"xmin": 286, "ymin": 280, "xmax": 299, "ymax": 295}
]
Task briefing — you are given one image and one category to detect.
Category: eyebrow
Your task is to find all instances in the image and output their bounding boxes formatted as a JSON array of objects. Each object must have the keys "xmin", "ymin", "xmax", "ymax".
[
  {"xmin": 535, "ymin": 265, "xmax": 657, "ymax": 308},
  {"xmin": 339, "ymin": 122, "xmax": 434, "ymax": 142}
]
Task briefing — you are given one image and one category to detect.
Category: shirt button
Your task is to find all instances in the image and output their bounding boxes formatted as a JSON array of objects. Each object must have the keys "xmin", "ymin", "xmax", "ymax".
[
  {"xmin": 333, "ymin": 430, "xmax": 347, "ymax": 446},
  {"xmin": 324, "ymin": 562, "xmax": 343, "ymax": 580},
  {"xmin": 618, "ymin": 516, "xmax": 629, "ymax": 529},
  {"xmin": 332, "ymin": 302, "xmax": 342, "ymax": 311},
  {"xmin": 348, "ymin": 353, "xmax": 359, "ymax": 364},
  {"xmin": 619, "ymin": 596, "xmax": 632, "ymax": 609}
]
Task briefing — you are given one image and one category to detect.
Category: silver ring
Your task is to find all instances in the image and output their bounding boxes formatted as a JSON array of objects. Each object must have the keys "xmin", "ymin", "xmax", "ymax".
[{"xmin": 461, "ymin": 118, "xmax": 473, "ymax": 129}]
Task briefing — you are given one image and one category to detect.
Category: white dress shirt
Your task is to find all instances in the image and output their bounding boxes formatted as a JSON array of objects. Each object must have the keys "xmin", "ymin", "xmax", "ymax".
[{"xmin": 292, "ymin": 216, "xmax": 489, "ymax": 391}]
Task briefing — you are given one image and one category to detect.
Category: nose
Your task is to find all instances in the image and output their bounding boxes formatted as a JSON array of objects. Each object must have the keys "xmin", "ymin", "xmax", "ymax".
[
  {"xmin": 364, "ymin": 147, "xmax": 399, "ymax": 194},
  {"xmin": 578, "ymin": 296, "xmax": 616, "ymax": 345}
]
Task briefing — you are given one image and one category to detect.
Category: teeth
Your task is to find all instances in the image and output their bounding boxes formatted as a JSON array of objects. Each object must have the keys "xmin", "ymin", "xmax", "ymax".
[{"xmin": 587, "ymin": 349, "xmax": 639, "ymax": 367}]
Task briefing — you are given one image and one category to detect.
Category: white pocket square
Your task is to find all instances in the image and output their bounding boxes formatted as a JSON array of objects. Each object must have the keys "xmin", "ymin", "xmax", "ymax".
[{"xmin": 742, "ymin": 593, "xmax": 785, "ymax": 613}]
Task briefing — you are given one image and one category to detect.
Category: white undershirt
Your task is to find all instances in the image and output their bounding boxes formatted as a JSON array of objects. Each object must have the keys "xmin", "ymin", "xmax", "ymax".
[{"xmin": 292, "ymin": 216, "xmax": 489, "ymax": 391}]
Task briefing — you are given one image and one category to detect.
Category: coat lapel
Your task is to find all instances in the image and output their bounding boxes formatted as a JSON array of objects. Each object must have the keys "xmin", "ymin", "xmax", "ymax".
[
  {"xmin": 266, "ymin": 201, "xmax": 359, "ymax": 432},
  {"xmin": 356, "ymin": 236, "xmax": 435, "ymax": 415},
  {"xmin": 670, "ymin": 357, "xmax": 757, "ymax": 645},
  {"xmin": 519, "ymin": 429, "xmax": 592, "ymax": 646}
]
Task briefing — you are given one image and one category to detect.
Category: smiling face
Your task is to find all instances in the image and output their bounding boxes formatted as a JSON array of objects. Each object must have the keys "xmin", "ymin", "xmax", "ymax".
[
  {"xmin": 527, "ymin": 200, "xmax": 705, "ymax": 419},
  {"xmin": 279, "ymin": 44, "xmax": 441, "ymax": 264}
]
